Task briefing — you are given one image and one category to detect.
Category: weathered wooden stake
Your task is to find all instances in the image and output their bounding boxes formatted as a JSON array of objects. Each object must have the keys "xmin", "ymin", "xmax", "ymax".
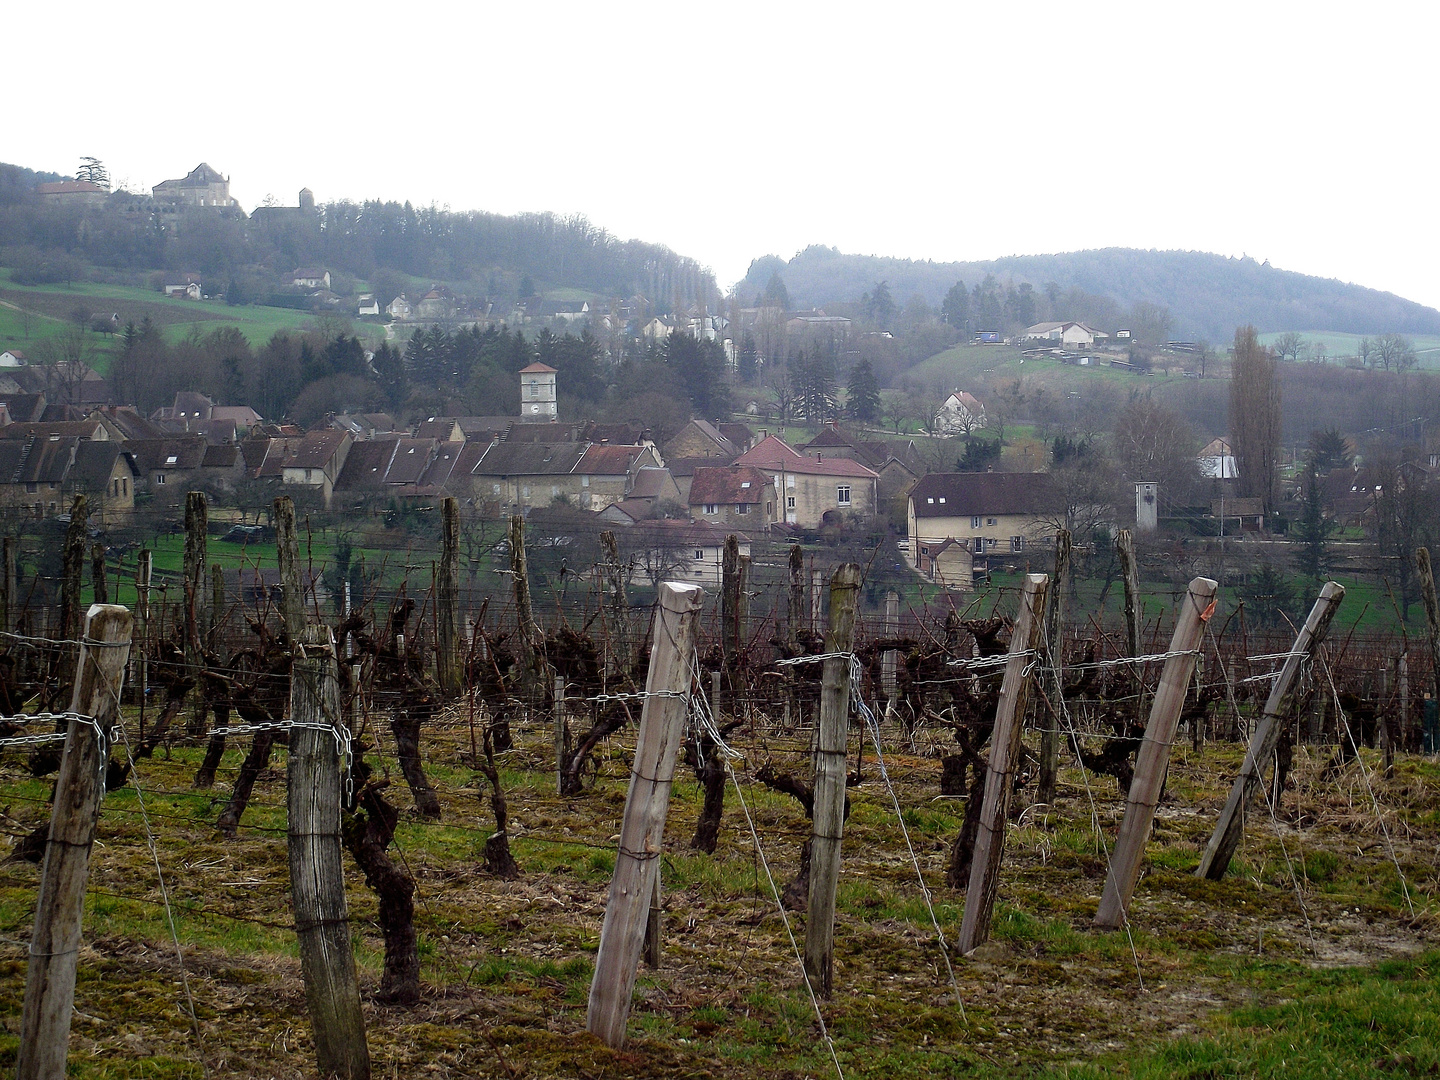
[
  {"xmin": 722, "ymin": 534, "xmax": 741, "ymax": 670},
  {"xmin": 1038, "ymin": 530, "xmax": 1071, "ymax": 806},
  {"xmin": 182, "ymin": 492, "xmax": 208, "ymax": 736},
  {"xmin": 0, "ymin": 534, "xmax": 14, "ymax": 633},
  {"xmin": 1417, "ymin": 548, "xmax": 1440, "ymax": 708},
  {"xmin": 804, "ymin": 563, "xmax": 861, "ymax": 996},
  {"xmin": 509, "ymin": 515, "xmax": 549, "ymax": 699},
  {"xmin": 17, "ymin": 604, "xmax": 133, "ymax": 1080},
  {"xmin": 136, "ymin": 550, "xmax": 152, "ymax": 725},
  {"xmin": 788, "ymin": 544, "xmax": 805, "ymax": 646},
  {"xmin": 599, "ymin": 529, "xmax": 629, "ymax": 674},
  {"xmin": 587, "ymin": 580, "xmax": 705, "ymax": 1048},
  {"xmin": 288, "ymin": 623, "xmax": 370, "ymax": 1080},
  {"xmin": 58, "ymin": 496, "xmax": 86, "ymax": 646},
  {"xmin": 88, "ymin": 544, "xmax": 107, "ymax": 605},
  {"xmin": 1196, "ymin": 581, "xmax": 1345, "ymax": 881},
  {"xmin": 1400, "ymin": 654, "xmax": 1410, "ymax": 750},
  {"xmin": 811, "ymin": 568, "xmax": 823, "ymax": 630},
  {"xmin": 437, "ymin": 497, "xmax": 461, "ymax": 695},
  {"xmin": 642, "ymin": 870, "xmax": 662, "ymax": 970},
  {"xmin": 882, "ymin": 590, "xmax": 899, "ymax": 702},
  {"xmin": 554, "ymin": 676, "xmax": 567, "ymax": 795},
  {"xmin": 958, "ymin": 573, "xmax": 1049, "ymax": 955},
  {"xmin": 1094, "ymin": 577, "xmax": 1218, "ymax": 927},
  {"xmin": 275, "ymin": 497, "xmax": 305, "ymax": 639}
]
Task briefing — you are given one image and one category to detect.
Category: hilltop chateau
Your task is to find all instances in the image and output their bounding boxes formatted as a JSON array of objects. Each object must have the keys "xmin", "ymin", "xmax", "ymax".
[{"xmin": 152, "ymin": 163, "xmax": 237, "ymax": 209}]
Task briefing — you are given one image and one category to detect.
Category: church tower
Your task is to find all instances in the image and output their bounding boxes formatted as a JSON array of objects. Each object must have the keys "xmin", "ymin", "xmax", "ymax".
[{"xmin": 519, "ymin": 362, "xmax": 557, "ymax": 419}]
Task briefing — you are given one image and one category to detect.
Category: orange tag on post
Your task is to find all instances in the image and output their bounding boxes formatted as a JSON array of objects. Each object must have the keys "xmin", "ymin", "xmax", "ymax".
[{"xmin": 1199, "ymin": 598, "xmax": 1216, "ymax": 622}]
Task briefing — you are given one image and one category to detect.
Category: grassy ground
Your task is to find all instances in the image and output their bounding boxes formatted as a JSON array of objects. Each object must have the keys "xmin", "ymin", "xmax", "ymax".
[
  {"xmin": 0, "ymin": 689, "xmax": 1431, "ymax": 1078},
  {"xmin": 906, "ymin": 345, "xmax": 1192, "ymax": 395},
  {"xmin": 1258, "ymin": 330, "xmax": 1440, "ymax": 368},
  {"xmin": 0, "ymin": 270, "xmax": 379, "ymax": 361}
]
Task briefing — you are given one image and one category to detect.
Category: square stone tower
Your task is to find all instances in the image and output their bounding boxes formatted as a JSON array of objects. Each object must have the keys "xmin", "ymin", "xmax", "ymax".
[{"xmin": 519, "ymin": 362, "xmax": 557, "ymax": 419}]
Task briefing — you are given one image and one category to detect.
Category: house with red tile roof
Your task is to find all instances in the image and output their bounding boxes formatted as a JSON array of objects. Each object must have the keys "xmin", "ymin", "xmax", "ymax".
[
  {"xmin": 687, "ymin": 465, "xmax": 775, "ymax": 528},
  {"xmin": 734, "ymin": 435, "xmax": 878, "ymax": 528}
]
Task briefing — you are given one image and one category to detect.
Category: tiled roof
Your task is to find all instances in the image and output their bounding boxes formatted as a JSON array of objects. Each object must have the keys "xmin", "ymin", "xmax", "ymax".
[
  {"xmin": 736, "ymin": 436, "xmax": 879, "ymax": 479},
  {"xmin": 127, "ymin": 437, "xmax": 209, "ymax": 473},
  {"xmin": 577, "ymin": 444, "xmax": 648, "ymax": 475},
  {"xmin": 473, "ymin": 442, "xmax": 587, "ymax": 477},
  {"xmin": 628, "ymin": 467, "xmax": 676, "ymax": 500},
  {"xmin": 688, "ymin": 466, "xmax": 770, "ymax": 505},
  {"xmin": 284, "ymin": 430, "xmax": 348, "ymax": 469},
  {"xmin": 910, "ymin": 472, "xmax": 1062, "ymax": 519},
  {"xmin": 519, "ymin": 362, "xmax": 557, "ymax": 374}
]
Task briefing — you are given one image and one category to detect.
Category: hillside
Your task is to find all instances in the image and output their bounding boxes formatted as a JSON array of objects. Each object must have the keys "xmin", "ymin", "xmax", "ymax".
[
  {"xmin": 743, "ymin": 246, "xmax": 1440, "ymax": 340},
  {"xmin": 0, "ymin": 160, "xmax": 714, "ymax": 314}
]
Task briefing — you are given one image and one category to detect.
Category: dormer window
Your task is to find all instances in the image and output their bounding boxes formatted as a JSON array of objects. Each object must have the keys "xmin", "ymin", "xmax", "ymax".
[{"xmin": 165, "ymin": 455, "xmax": 178, "ymax": 465}]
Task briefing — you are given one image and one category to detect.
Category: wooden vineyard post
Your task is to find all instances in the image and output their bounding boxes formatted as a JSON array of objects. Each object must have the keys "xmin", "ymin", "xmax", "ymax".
[
  {"xmin": 811, "ymin": 568, "xmax": 823, "ymax": 631},
  {"xmin": 957, "ymin": 572, "xmax": 1049, "ymax": 955},
  {"xmin": 275, "ymin": 497, "xmax": 305, "ymax": 639},
  {"xmin": 788, "ymin": 544, "xmax": 805, "ymax": 647},
  {"xmin": 804, "ymin": 563, "xmax": 861, "ymax": 996},
  {"xmin": 722, "ymin": 534, "xmax": 741, "ymax": 670},
  {"xmin": 288, "ymin": 623, "xmax": 370, "ymax": 1080},
  {"xmin": 1038, "ymin": 529, "xmax": 1071, "ymax": 806},
  {"xmin": 136, "ymin": 550, "xmax": 152, "ymax": 727},
  {"xmin": 1417, "ymin": 549, "xmax": 1440, "ymax": 709},
  {"xmin": 599, "ymin": 529, "xmax": 629, "ymax": 675},
  {"xmin": 17, "ymin": 604, "xmax": 133, "ymax": 1080},
  {"xmin": 1196, "ymin": 581, "xmax": 1346, "ymax": 881},
  {"xmin": 1094, "ymin": 577, "xmax": 1218, "ymax": 927},
  {"xmin": 509, "ymin": 515, "xmax": 550, "ymax": 700},
  {"xmin": 0, "ymin": 534, "xmax": 14, "ymax": 633},
  {"xmin": 183, "ymin": 491, "xmax": 208, "ymax": 737},
  {"xmin": 437, "ymin": 497, "xmax": 461, "ymax": 695},
  {"xmin": 587, "ymin": 580, "xmax": 705, "ymax": 1049},
  {"xmin": 554, "ymin": 676, "xmax": 566, "ymax": 795},
  {"xmin": 1115, "ymin": 529, "xmax": 1146, "ymax": 729},
  {"xmin": 90, "ymin": 544, "xmax": 108, "ymax": 605},
  {"xmin": 882, "ymin": 590, "xmax": 899, "ymax": 704},
  {"xmin": 59, "ymin": 497, "xmax": 86, "ymax": 645},
  {"xmin": 1400, "ymin": 655, "xmax": 1410, "ymax": 750}
]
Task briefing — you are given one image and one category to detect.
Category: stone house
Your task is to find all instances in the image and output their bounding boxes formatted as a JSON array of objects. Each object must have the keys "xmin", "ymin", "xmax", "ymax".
[
  {"xmin": 687, "ymin": 465, "xmax": 776, "ymax": 528},
  {"xmin": 734, "ymin": 435, "xmax": 879, "ymax": 528},
  {"xmin": 907, "ymin": 472, "xmax": 1063, "ymax": 587}
]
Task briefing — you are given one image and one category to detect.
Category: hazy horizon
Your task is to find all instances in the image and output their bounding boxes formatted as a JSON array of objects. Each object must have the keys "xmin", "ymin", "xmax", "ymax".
[{"xmin": 11, "ymin": 2, "xmax": 1439, "ymax": 308}]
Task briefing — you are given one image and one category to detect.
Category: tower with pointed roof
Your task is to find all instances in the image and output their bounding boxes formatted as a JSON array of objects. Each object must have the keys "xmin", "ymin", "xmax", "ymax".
[{"xmin": 519, "ymin": 362, "xmax": 557, "ymax": 419}]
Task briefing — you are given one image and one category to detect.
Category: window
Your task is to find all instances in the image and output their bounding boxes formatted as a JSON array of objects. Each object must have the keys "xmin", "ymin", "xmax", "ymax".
[
  {"xmin": 974, "ymin": 537, "xmax": 986, "ymax": 554},
  {"xmin": 927, "ymin": 497, "xmax": 934, "ymax": 504},
  {"xmin": 582, "ymin": 475, "xmax": 589, "ymax": 487},
  {"xmin": 694, "ymin": 549, "xmax": 705, "ymax": 560},
  {"xmin": 704, "ymin": 503, "xmax": 717, "ymax": 515},
  {"xmin": 736, "ymin": 502, "xmax": 749, "ymax": 514},
  {"xmin": 156, "ymin": 474, "xmax": 166, "ymax": 485},
  {"xmin": 48, "ymin": 482, "xmax": 56, "ymax": 490},
  {"xmin": 24, "ymin": 483, "xmax": 36, "ymax": 494},
  {"xmin": 971, "ymin": 515, "xmax": 982, "ymax": 529},
  {"xmin": 987, "ymin": 517, "xmax": 997, "ymax": 526},
  {"xmin": 938, "ymin": 496, "xmax": 946, "ymax": 504},
  {"xmin": 767, "ymin": 502, "xmax": 773, "ymax": 515},
  {"xmin": 1011, "ymin": 536, "xmax": 1024, "ymax": 552},
  {"xmin": 787, "ymin": 495, "xmax": 796, "ymax": 509},
  {"xmin": 305, "ymin": 469, "xmax": 314, "ymax": 482},
  {"xmin": 786, "ymin": 475, "xmax": 796, "ymax": 488},
  {"xmin": 492, "ymin": 483, "xmax": 501, "ymax": 494},
  {"xmin": 836, "ymin": 485, "xmax": 851, "ymax": 506}
]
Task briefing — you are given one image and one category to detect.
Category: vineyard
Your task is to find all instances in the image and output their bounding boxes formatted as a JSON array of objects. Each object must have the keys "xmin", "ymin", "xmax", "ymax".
[{"xmin": 0, "ymin": 492, "xmax": 1436, "ymax": 1079}]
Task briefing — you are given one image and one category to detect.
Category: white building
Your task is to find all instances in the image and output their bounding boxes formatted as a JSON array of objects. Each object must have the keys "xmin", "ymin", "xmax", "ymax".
[
  {"xmin": 1199, "ymin": 437, "xmax": 1238, "ymax": 479},
  {"xmin": 935, "ymin": 390, "xmax": 987, "ymax": 435},
  {"xmin": 357, "ymin": 294, "xmax": 380, "ymax": 317},
  {"xmin": 519, "ymin": 361, "xmax": 557, "ymax": 419},
  {"xmin": 387, "ymin": 294, "xmax": 413, "ymax": 321},
  {"xmin": 1023, "ymin": 320, "xmax": 1110, "ymax": 348}
]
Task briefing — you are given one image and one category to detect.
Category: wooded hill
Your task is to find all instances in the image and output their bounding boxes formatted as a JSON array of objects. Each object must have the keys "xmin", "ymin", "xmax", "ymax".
[
  {"xmin": 744, "ymin": 245, "xmax": 1440, "ymax": 340},
  {"xmin": 0, "ymin": 161, "xmax": 714, "ymax": 310}
]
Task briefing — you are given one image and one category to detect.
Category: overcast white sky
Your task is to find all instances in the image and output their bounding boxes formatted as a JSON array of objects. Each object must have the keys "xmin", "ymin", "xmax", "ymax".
[{"xmin": 9, "ymin": 2, "xmax": 1439, "ymax": 306}]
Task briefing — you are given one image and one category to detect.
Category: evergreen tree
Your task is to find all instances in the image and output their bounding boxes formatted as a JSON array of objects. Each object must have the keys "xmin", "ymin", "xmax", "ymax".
[
  {"xmin": 371, "ymin": 342, "xmax": 407, "ymax": 410},
  {"xmin": 846, "ymin": 358, "xmax": 880, "ymax": 422},
  {"xmin": 941, "ymin": 280, "xmax": 969, "ymax": 330},
  {"xmin": 1292, "ymin": 466, "xmax": 1334, "ymax": 584}
]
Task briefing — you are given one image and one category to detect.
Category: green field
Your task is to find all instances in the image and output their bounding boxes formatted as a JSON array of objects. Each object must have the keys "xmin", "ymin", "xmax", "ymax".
[
  {"xmin": 0, "ymin": 271, "xmax": 381, "ymax": 368},
  {"xmin": 907, "ymin": 344, "xmax": 1194, "ymax": 395},
  {"xmin": 1258, "ymin": 329, "xmax": 1440, "ymax": 367}
]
